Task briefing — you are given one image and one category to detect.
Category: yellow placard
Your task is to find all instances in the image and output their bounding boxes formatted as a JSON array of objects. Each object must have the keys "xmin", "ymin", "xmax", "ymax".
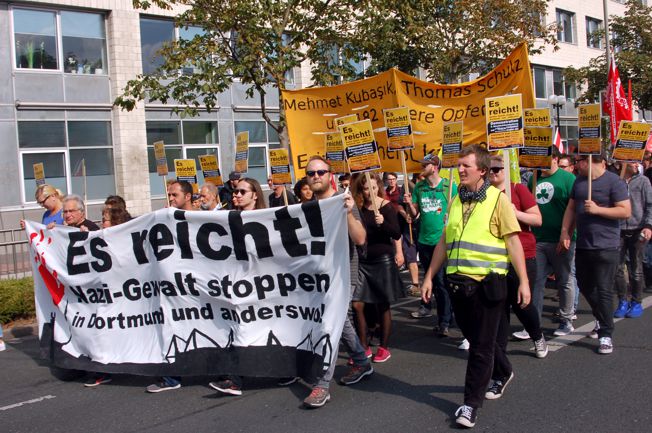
[
  {"xmin": 383, "ymin": 106, "xmax": 414, "ymax": 151},
  {"xmin": 485, "ymin": 94, "xmax": 524, "ymax": 151},
  {"xmin": 441, "ymin": 122, "xmax": 463, "ymax": 169},
  {"xmin": 519, "ymin": 127, "xmax": 553, "ymax": 170},
  {"xmin": 324, "ymin": 132, "xmax": 348, "ymax": 174},
  {"xmin": 339, "ymin": 120, "xmax": 382, "ymax": 173},
  {"xmin": 174, "ymin": 159, "xmax": 198, "ymax": 193},
  {"xmin": 335, "ymin": 114, "xmax": 359, "ymax": 128},
  {"xmin": 154, "ymin": 140, "xmax": 168, "ymax": 176},
  {"xmin": 524, "ymin": 108, "xmax": 551, "ymax": 127},
  {"xmin": 269, "ymin": 149, "xmax": 293, "ymax": 185},
  {"xmin": 198, "ymin": 154, "xmax": 223, "ymax": 186},
  {"xmin": 33, "ymin": 162, "xmax": 45, "ymax": 186},
  {"xmin": 282, "ymin": 43, "xmax": 535, "ymax": 177},
  {"xmin": 578, "ymin": 104, "xmax": 602, "ymax": 155},
  {"xmin": 235, "ymin": 131, "xmax": 249, "ymax": 173},
  {"xmin": 612, "ymin": 121, "xmax": 652, "ymax": 162}
]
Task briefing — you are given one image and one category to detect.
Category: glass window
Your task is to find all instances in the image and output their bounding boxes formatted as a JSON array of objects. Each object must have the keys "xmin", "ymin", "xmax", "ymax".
[
  {"xmin": 183, "ymin": 122, "xmax": 217, "ymax": 144},
  {"xmin": 267, "ymin": 123, "xmax": 280, "ymax": 143},
  {"xmin": 556, "ymin": 9, "xmax": 575, "ymax": 43},
  {"xmin": 61, "ymin": 11, "xmax": 107, "ymax": 74},
  {"xmin": 68, "ymin": 121, "xmax": 112, "ymax": 147},
  {"xmin": 13, "ymin": 9, "xmax": 58, "ymax": 69},
  {"xmin": 69, "ymin": 148, "xmax": 115, "ymax": 200},
  {"xmin": 186, "ymin": 147, "xmax": 219, "ymax": 184},
  {"xmin": 235, "ymin": 121, "xmax": 267, "ymax": 143},
  {"xmin": 247, "ymin": 146, "xmax": 268, "ymax": 185},
  {"xmin": 140, "ymin": 18, "xmax": 175, "ymax": 75},
  {"xmin": 22, "ymin": 152, "xmax": 67, "ymax": 202},
  {"xmin": 533, "ymin": 67, "xmax": 546, "ymax": 99},
  {"xmin": 147, "ymin": 146, "xmax": 182, "ymax": 196},
  {"xmin": 553, "ymin": 70, "xmax": 564, "ymax": 97},
  {"xmin": 18, "ymin": 121, "xmax": 66, "ymax": 148},
  {"xmin": 586, "ymin": 18, "xmax": 603, "ymax": 49},
  {"xmin": 146, "ymin": 121, "xmax": 181, "ymax": 145},
  {"xmin": 564, "ymin": 81, "xmax": 577, "ymax": 102}
]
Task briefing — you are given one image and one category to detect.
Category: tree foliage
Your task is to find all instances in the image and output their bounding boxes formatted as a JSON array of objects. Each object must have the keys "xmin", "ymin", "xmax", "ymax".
[
  {"xmin": 564, "ymin": 0, "xmax": 652, "ymax": 116},
  {"xmin": 352, "ymin": 0, "xmax": 557, "ymax": 83},
  {"xmin": 115, "ymin": 0, "xmax": 360, "ymax": 144}
]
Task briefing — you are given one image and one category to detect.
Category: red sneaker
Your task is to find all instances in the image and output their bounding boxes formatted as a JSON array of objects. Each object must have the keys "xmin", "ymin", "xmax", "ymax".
[{"xmin": 373, "ymin": 346, "xmax": 391, "ymax": 363}]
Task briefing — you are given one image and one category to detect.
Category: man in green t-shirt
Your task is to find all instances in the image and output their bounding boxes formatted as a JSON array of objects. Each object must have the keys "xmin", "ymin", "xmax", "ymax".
[
  {"xmin": 525, "ymin": 149, "xmax": 577, "ymax": 338},
  {"xmin": 404, "ymin": 153, "xmax": 458, "ymax": 336}
]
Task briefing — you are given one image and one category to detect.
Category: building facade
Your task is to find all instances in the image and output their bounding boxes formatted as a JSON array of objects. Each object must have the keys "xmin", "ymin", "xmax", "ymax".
[{"xmin": 0, "ymin": 0, "xmax": 640, "ymax": 227}]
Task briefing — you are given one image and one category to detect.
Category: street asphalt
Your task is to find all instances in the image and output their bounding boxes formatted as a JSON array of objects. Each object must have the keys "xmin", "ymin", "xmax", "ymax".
[{"xmin": 1, "ymin": 285, "xmax": 651, "ymax": 433}]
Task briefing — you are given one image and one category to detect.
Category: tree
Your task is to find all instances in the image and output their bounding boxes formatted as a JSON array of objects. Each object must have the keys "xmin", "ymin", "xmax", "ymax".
[
  {"xmin": 564, "ymin": 0, "xmax": 652, "ymax": 118},
  {"xmin": 115, "ymin": 0, "xmax": 362, "ymax": 146},
  {"xmin": 351, "ymin": 0, "xmax": 557, "ymax": 83}
]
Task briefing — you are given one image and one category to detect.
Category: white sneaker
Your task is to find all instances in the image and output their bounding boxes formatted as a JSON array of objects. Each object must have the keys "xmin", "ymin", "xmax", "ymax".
[
  {"xmin": 597, "ymin": 337, "xmax": 613, "ymax": 354},
  {"xmin": 588, "ymin": 321, "xmax": 600, "ymax": 339},
  {"xmin": 512, "ymin": 329, "xmax": 530, "ymax": 340},
  {"xmin": 458, "ymin": 339, "xmax": 470, "ymax": 350}
]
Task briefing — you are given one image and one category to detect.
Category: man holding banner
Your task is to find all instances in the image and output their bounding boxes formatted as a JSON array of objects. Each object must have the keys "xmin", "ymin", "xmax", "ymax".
[
  {"xmin": 303, "ymin": 156, "xmax": 373, "ymax": 408},
  {"xmin": 560, "ymin": 154, "xmax": 630, "ymax": 354}
]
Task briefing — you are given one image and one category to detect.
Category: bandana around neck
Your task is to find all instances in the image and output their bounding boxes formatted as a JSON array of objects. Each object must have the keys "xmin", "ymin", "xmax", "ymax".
[{"xmin": 458, "ymin": 180, "xmax": 490, "ymax": 203}]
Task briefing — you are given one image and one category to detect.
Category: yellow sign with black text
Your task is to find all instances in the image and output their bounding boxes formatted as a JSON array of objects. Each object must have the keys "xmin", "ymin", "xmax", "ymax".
[
  {"xmin": 612, "ymin": 121, "xmax": 652, "ymax": 162},
  {"xmin": 485, "ymin": 94, "xmax": 524, "ymax": 150},
  {"xmin": 282, "ymin": 43, "xmax": 534, "ymax": 176},
  {"xmin": 383, "ymin": 106, "xmax": 414, "ymax": 151},
  {"xmin": 524, "ymin": 108, "xmax": 551, "ymax": 127},
  {"xmin": 578, "ymin": 104, "xmax": 602, "ymax": 155},
  {"xmin": 339, "ymin": 120, "xmax": 382, "ymax": 173},
  {"xmin": 325, "ymin": 132, "xmax": 348, "ymax": 174},
  {"xmin": 174, "ymin": 159, "xmax": 199, "ymax": 193},
  {"xmin": 441, "ymin": 122, "xmax": 464, "ymax": 169},
  {"xmin": 269, "ymin": 149, "xmax": 293, "ymax": 185},
  {"xmin": 198, "ymin": 154, "xmax": 223, "ymax": 186},
  {"xmin": 154, "ymin": 141, "xmax": 168, "ymax": 176},
  {"xmin": 33, "ymin": 162, "xmax": 45, "ymax": 186},
  {"xmin": 235, "ymin": 131, "xmax": 249, "ymax": 173},
  {"xmin": 519, "ymin": 127, "xmax": 553, "ymax": 170}
]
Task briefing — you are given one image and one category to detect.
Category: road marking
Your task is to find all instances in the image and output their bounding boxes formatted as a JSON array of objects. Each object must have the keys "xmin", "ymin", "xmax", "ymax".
[
  {"xmin": 547, "ymin": 295, "xmax": 652, "ymax": 352},
  {"xmin": 0, "ymin": 395, "xmax": 56, "ymax": 411}
]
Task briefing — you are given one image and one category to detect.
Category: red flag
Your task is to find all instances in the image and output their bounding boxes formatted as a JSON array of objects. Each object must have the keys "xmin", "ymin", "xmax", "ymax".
[
  {"xmin": 554, "ymin": 128, "xmax": 564, "ymax": 153},
  {"xmin": 602, "ymin": 58, "xmax": 633, "ymax": 145}
]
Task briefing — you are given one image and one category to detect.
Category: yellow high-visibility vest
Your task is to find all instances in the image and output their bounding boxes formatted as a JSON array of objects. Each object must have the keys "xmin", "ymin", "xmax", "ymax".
[{"xmin": 445, "ymin": 185, "xmax": 509, "ymax": 276}]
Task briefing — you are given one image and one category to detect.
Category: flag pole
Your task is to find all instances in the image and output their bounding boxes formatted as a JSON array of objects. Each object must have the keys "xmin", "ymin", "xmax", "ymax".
[{"xmin": 82, "ymin": 158, "xmax": 87, "ymax": 204}]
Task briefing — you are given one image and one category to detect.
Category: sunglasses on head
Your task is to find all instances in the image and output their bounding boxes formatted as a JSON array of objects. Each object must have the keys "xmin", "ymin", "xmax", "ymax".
[
  {"xmin": 306, "ymin": 169, "xmax": 329, "ymax": 177},
  {"xmin": 490, "ymin": 167, "xmax": 504, "ymax": 174}
]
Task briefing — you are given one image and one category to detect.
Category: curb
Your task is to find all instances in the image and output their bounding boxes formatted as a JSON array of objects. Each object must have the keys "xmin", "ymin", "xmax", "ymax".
[{"xmin": 2, "ymin": 322, "xmax": 38, "ymax": 340}]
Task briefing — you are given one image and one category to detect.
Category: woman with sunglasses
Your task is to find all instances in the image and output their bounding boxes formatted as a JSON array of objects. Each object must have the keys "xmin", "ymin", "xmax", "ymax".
[
  {"xmin": 351, "ymin": 172, "xmax": 403, "ymax": 363},
  {"xmin": 210, "ymin": 177, "xmax": 268, "ymax": 396},
  {"xmin": 21, "ymin": 184, "xmax": 64, "ymax": 230},
  {"xmin": 488, "ymin": 155, "xmax": 547, "ymax": 359}
]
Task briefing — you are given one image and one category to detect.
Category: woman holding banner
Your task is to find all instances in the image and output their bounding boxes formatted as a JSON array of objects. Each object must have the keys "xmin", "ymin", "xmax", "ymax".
[
  {"xmin": 210, "ymin": 177, "xmax": 268, "ymax": 396},
  {"xmin": 36, "ymin": 184, "xmax": 64, "ymax": 225},
  {"xmin": 351, "ymin": 172, "xmax": 404, "ymax": 363}
]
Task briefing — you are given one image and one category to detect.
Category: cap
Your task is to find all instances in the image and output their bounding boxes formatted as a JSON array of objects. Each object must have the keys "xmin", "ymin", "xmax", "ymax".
[{"xmin": 418, "ymin": 152, "xmax": 440, "ymax": 167}]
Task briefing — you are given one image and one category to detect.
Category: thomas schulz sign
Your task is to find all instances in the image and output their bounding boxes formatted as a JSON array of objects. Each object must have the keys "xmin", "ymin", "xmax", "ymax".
[{"xmin": 26, "ymin": 197, "xmax": 350, "ymax": 379}]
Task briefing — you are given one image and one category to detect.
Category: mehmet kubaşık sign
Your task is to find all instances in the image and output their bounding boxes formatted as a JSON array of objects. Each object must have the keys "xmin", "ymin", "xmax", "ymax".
[
  {"xmin": 26, "ymin": 196, "xmax": 350, "ymax": 381},
  {"xmin": 282, "ymin": 43, "xmax": 535, "ymax": 176}
]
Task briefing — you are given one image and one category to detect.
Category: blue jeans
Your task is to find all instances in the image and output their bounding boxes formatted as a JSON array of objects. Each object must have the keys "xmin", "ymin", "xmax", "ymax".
[
  {"xmin": 418, "ymin": 242, "xmax": 452, "ymax": 328},
  {"xmin": 533, "ymin": 241, "xmax": 575, "ymax": 323}
]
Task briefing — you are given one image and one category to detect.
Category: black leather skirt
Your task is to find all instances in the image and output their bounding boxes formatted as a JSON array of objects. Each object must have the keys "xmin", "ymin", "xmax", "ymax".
[{"xmin": 353, "ymin": 254, "xmax": 405, "ymax": 303}]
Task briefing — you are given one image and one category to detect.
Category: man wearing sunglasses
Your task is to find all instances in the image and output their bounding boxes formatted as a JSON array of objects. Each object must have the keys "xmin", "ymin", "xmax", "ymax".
[
  {"xmin": 560, "ymin": 153, "xmax": 630, "ymax": 355},
  {"xmin": 302, "ymin": 156, "xmax": 373, "ymax": 408}
]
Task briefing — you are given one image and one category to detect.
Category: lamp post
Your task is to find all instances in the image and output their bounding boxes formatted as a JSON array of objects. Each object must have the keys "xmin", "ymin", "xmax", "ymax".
[{"xmin": 548, "ymin": 94, "xmax": 566, "ymax": 152}]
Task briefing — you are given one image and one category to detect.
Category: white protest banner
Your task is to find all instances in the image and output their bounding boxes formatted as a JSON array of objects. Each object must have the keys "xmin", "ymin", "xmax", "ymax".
[{"xmin": 26, "ymin": 196, "xmax": 350, "ymax": 380}]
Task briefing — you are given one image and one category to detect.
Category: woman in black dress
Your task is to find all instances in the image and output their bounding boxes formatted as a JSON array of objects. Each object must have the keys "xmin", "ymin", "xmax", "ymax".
[{"xmin": 352, "ymin": 172, "xmax": 404, "ymax": 363}]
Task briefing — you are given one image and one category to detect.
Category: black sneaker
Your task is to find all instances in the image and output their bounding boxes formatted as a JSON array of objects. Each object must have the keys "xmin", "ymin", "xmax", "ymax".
[
  {"xmin": 455, "ymin": 404, "xmax": 477, "ymax": 428},
  {"xmin": 485, "ymin": 372, "xmax": 514, "ymax": 400},
  {"xmin": 339, "ymin": 363, "xmax": 374, "ymax": 385},
  {"xmin": 84, "ymin": 374, "xmax": 112, "ymax": 387},
  {"xmin": 209, "ymin": 379, "xmax": 242, "ymax": 396}
]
